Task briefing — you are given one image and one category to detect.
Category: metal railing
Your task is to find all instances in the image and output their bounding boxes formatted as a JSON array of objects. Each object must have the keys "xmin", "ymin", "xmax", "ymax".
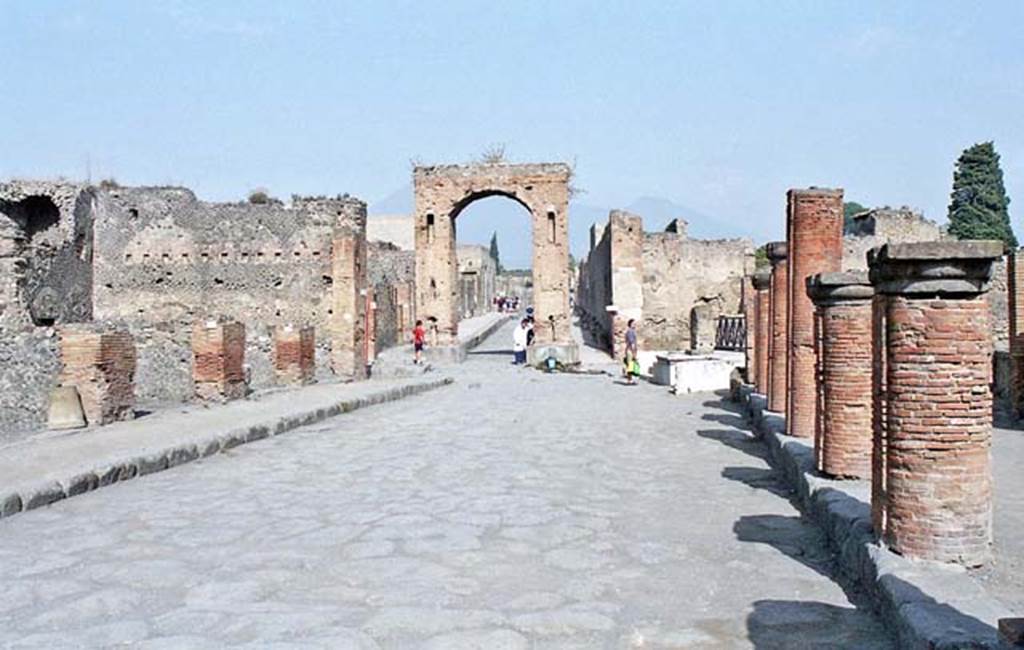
[{"xmin": 715, "ymin": 315, "xmax": 746, "ymax": 351}]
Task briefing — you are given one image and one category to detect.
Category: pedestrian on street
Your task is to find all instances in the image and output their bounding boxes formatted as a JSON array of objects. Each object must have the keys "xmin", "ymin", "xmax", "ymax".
[
  {"xmin": 513, "ymin": 318, "xmax": 530, "ymax": 365},
  {"xmin": 412, "ymin": 319, "xmax": 426, "ymax": 364},
  {"xmin": 623, "ymin": 319, "xmax": 640, "ymax": 384}
]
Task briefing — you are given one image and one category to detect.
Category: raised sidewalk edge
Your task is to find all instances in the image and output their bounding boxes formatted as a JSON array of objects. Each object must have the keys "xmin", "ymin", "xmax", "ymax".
[
  {"xmin": 0, "ymin": 376, "xmax": 454, "ymax": 523},
  {"xmin": 734, "ymin": 384, "xmax": 1013, "ymax": 649}
]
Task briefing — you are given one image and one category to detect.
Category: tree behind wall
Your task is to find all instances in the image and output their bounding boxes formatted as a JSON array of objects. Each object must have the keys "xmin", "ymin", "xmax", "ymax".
[
  {"xmin": 947, "ymin": 141, "xmax": 1017, "ymax": 250},
  {"xmin": 843, "ymin": 201, "xmax": 867, "ymax": 234},
  {"xmin": 489, "ymin": 231, "xmax": 502, "ymax": 273}
]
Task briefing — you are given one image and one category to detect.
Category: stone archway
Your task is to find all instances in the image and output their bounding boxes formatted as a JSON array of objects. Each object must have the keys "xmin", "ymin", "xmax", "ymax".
[{"xmin": 413, "ymin": 163, "xmax": 575, "ymax": 357}]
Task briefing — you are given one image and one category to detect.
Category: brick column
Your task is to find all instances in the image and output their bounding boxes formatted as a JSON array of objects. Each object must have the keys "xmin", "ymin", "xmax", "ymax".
[
  {"xmin": 786, "ymin": 188, "xmax": 843, "ymax": 438},
  {"xmin": 274, "ymin": 325, "xmax": 315, "ymax": 385},
  {"xmin": 58, "ymin": 325, "xmax": 136, "ymax": 426},
  {"xmin": 806, "ymin": 272, "xmax": 873, "ymax": 479},
  {"xmin": 192, "ymin": 321, "xmax": 247, "ymax": 402},
  {"xmin": 869, "ymin": 241, "xmax": 1002, "ymax": 565},
  {"xmin": 329, "ymin": 232, "xmax": 368, "ymax": 379},
  {"xmin": 741, "ymin": 275, "xmax": 757, "ymax": 385},
  {"xmin": 1008, "ymin": 250, "xmax": 1024, "ymax": 419},
  {"xmin": 752, "ymin": 271, "xmax": 771, "ymax": 395},
  {"xmin": 766, "ymin": 241, "xmax": 789, "ymax": 412}
]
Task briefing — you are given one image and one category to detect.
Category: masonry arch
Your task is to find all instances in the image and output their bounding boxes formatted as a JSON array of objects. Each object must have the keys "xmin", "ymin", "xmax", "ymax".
[{"xmin": 413, "ymin": 163, "xmax": 574, "ymax": 354}]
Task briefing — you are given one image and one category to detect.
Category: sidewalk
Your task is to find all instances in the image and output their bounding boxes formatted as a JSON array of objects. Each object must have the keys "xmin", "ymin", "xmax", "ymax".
[
  {"xmin": 735, "ymin": 385, "xmax": 1018, "ymax": 649},
  {"xmin": 0, "ymin": 375, "xmax": 453, "ymax": 522}
]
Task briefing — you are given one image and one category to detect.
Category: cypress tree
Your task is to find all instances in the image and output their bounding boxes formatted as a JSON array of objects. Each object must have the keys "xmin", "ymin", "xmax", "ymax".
[
  {"xmin": 488, "ymin": 231, "xmax": 502, "ymax": 272},
  {"xmin": 947, "ymin": 142, "xmax": 1016, "ymax": 250}
]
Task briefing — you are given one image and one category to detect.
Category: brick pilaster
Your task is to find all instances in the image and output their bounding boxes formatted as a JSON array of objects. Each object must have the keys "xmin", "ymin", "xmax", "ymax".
[
  {"xmin": 786, "ymin": 188, "xmax": 843, "ymax": 438},
  {"xmin": 274, "ymin": 325, "xmax": 315, "ymax": 385},
  {"xmin": 58, "ymin": 325, "xmax": 136, "ymax": 426},
  {"xmin": 741, "ymin": 275, "xmax": 757, "ymax": 385},
  {"xmin": 192, "ymin": 321, "xmax": 247, "ymax": 402},
  {"xmin": 869, "ymin": 240, "xmax": 1002, "ymax": 565},
  {"xmin": 807, "ymin": 272, "xmax": 873, "ymax": 479},
  {"xmin": 1008, "ymin": 250, "xmax": 1024, "ymax": 419}
]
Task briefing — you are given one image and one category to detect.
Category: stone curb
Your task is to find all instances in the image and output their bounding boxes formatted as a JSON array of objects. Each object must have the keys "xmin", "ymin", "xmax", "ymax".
[
  {"xmin": 735, "ymin": 384, "xmax": 1013, "ymax": 649},
  {"xmin": 0, "ymin": 377, "xmax": 454, "ymax": 524}
]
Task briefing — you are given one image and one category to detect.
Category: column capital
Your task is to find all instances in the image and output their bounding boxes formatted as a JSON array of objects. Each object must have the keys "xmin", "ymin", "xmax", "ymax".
[
  {"xmin": 751, "ymin": 270, "xmax": 772, "ymax": 291},
  {"xmin": 868, "ymin": 241, "xmax": 1003, "ymax": 296},
  {"xmin": 765, "ymin": 241, "xmax": 788, "ymax": 263},
  {"xmin": 806, "ymin": 271, "xmax": 873, "ymax": 306}
]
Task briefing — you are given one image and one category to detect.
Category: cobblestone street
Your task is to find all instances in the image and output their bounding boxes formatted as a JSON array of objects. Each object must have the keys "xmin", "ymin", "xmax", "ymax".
[{"xmin": 0, "ymin": 323, "xmax": 893, "ymax": 649}]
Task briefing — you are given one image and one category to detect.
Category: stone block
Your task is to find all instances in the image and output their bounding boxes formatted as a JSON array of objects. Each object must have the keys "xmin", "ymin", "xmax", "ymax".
[
  {"xmin": 47, "ymin": 385, "xmax": 86, "ymax": 430},
  {"xmin": 58, "ymin": 325, "xmax": 136, "ymax": 426},
  {"xmin": 274, "ymin": 325, "xmax": 315, "ymax": 385}
]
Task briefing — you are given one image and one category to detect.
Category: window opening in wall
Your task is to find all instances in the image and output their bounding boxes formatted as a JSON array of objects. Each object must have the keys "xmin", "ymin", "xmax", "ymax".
[
  {"xmin": 548, "ymin": 211, "xmax": 556, "ymax": 243},
  {"xmin": 128, "ymin": 208, "xmax": 139, "ymax": 219},
  {"xmin": 20, "ymin": 196, "xmax": 60, "ymax": 241},
  {"xmin": 426, "ymin": 213, "xmax": 435, "ymax": 244}
]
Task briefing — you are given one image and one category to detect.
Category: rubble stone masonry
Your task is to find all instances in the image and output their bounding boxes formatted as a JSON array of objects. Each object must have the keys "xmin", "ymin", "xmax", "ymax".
[
  {"xmin": 806, "ymin": 272, "xmax": 874, "ymax": 479},
  {"xmin": 766, "ymin": 241, "xmax": 789, "ymax": 412},
  {"xmin": 869, "ymin": 241, "xmax": 1002, "ymax": 565},
  {"xmin": 786, "ymin": 188, "xmax": 843, "ymax": 439}
]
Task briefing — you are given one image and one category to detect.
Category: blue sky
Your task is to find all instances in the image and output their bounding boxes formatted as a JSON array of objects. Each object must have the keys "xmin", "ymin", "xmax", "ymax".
[{"xmin": 3, "ymin": 1, "xmax": 1022, "ymax": 268}]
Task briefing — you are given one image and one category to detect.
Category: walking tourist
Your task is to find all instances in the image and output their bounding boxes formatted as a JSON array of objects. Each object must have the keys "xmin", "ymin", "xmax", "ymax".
[
  {"xmin": 513, "ymin": 318, "xmax": 530, "ymax": 365},
  {"xmin": 412, "ymin": 319, "xmax": 426, "ymax": 364},
  {"xmin": 623, "ymin": 319, "xmax": 640, "ymax": 384}
]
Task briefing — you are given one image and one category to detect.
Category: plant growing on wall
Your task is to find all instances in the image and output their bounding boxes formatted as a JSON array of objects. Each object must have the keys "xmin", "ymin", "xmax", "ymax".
[{"xmin": 947, "ymin": 141, "xmax": 1017, "ymax": 250}]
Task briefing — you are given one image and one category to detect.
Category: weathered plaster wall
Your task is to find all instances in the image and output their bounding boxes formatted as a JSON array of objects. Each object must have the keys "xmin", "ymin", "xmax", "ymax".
[
  {"xmin": 641, "ymin": 232, "xmax": 754, "ymax": 351},
  {"xmin": 577, "ymin": 211, "xmax": 754, "ymax": 353},
  {"xmin": 367, "ymin": 242, "xmax": 416, "ymax": 356}
]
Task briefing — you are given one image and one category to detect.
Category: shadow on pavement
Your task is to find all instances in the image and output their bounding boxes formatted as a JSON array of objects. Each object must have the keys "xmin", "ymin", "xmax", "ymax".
[
  {"xmin": 746, "ymin": 599, "xmax": 896, "ymax": 649},
  {"xmin": 696, "ymin": 428, "xmax": 768, "ymax": 461}
]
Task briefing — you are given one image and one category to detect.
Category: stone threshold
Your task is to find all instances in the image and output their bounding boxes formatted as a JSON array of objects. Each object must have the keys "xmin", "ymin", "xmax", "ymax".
[
  {"xmin": 0, "ymin": 376, "xmax": 454, "ymax": 523},
  {"xmin": 734, "ymin": 384, "xmax": 1013, "ymax": 649}
]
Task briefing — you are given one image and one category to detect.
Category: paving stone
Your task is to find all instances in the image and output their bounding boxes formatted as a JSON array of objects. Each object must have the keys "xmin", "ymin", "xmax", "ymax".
[{"xmin": 0, "ymin": 322, "xmax": 896, "ymax": 647}]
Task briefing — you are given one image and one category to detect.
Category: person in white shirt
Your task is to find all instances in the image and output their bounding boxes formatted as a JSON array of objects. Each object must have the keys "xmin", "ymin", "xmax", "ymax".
[{"xmin": 512, "ymin": 318, "xmax": 529, "ymax": 365}]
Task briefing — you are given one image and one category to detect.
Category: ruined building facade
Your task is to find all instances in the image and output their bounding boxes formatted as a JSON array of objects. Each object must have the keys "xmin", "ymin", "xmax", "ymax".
[{"xmin": 0, "ymin": 180, "xmax": 412, "ymax": 438}]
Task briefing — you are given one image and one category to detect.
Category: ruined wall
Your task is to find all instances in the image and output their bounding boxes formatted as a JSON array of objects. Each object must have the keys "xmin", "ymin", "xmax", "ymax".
[
  {"xmin": 456, "ymin": 244, "xmax": 497, "ymax": 318},
  {"xmin": 0, "ymin": 181, "xmax": 97, "ymax": 438},
  {"xmin": 0, "ymin": 181, "xmax": 96, "ymax": 332},
  {"xmin": 842, "ymin": 207, "xmax": 946, "ymax": 270},
  {"xmin": 367, "ymin": 242, "xmax": 416, "ymax": 355},
  {"xmin": 89, "ymin": 186, "xmax": 367, "ymax": 402},
  {"xmin": 641, "ymin": 233, "xmax": 754, "ymax": 351},
  {"xmin": 576, "ymin": 222, "xmax": 613, "ymax": 351}
]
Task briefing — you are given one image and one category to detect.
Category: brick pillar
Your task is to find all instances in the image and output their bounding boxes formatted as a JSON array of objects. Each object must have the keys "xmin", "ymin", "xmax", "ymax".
[
  {"xmin": 192, "ymin": 321, "xmax": 247, "ymax": 402},
  {"xmin": 58, "ymin": 325, "xmax": 136, "ymax": 426},
  {"xmin": 766, "ymin": 241, "xmax": 789, "ymax": 412},
  {"xmin": 1008, "ymin": 250, "xmax": 1024, "ymax": 419},
  {"xmin": 869, "ymin": 241, "xmax": 1002, "ymax": 565},
  {"xmin": 786, "ymin": 188, "xmax": 843, "ymax": 438},
  {"xmin": 741, "ymin": 275, "xmax": 757, "ymax": 385},
  {"xmin": 329, "ymin": 231, "xmax": 368, "ymax": 379},
  {"xmin": 274, "ymin": 325, "xmax": 315, "ymax": 385},
  {"xmin": 806, "ymin": 272, "xmax": 874, "ymax": 479},
  {"xmin": 752, "ymin": 271, "xmax": 771, "ymax": 395}
]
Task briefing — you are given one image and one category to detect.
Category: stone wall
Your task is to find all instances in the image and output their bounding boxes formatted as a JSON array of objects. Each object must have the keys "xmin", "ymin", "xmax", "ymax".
[
  {"xmin": 642, "ymin": 232, "xmax": 754, "ymax": 351},
  {"xmin": 577, "ymin": 211, "xmax": 753, "ymax": 353},
  {"xmin": 0, "ymin": 181, "xmax": 96, "ymax": 333},
  {"xmin": 367, "ymin": 242, "xmax": 416, "ymax": 356},
  {"xmin": 456, "ymin": 244, "xmax": 497, "ymax": 318},
  {"xmin": 842, "ymin": 207, "xmax": 945, "ymax": 270},
  {"xmin": 0, "ymin": 330, "xmax": 60, "ymax": 439}
]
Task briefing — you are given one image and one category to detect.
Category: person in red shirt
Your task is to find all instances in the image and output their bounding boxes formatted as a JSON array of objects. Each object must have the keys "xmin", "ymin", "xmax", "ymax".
[{"xmin": 412, "ymin": 320, "xmax": 426, "ymax": 364}]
